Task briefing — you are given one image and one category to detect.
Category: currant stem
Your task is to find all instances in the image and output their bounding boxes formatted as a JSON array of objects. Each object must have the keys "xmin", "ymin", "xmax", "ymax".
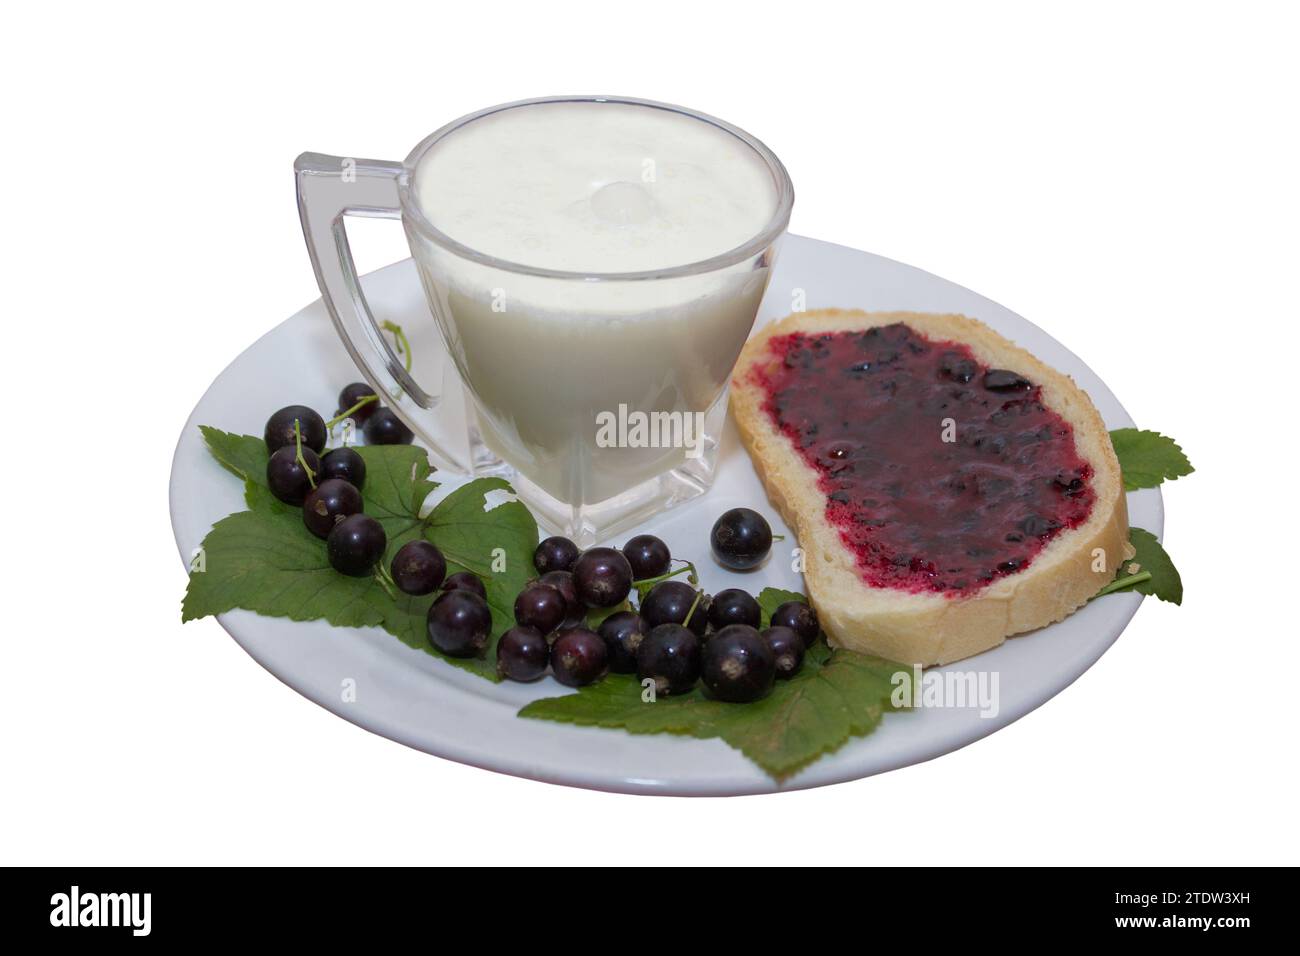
[
  {"xmin": 373, "ymin": 561, "xmax": 398, "ymax": 600},
  {"xmin": 381, "ymin": 320, "xmax": 413, "ymax": 373},
  {"xmin": 632, "ymin": 560, "xmax": 698, "ymax": 599},
  {"xmin": 1094, "ymin": 570, "xmax": 1152, "ymax": 599},
  {"xmin": 327, "ymin": 394, "xmax": 378, "ymax": 429},
  {"xmin": 682, "ymin": 588, "xmax": 703, "ymax": 630},
  {"xmin": 294, "ymin": 419, "xmax": 317, "ymax": 489}
]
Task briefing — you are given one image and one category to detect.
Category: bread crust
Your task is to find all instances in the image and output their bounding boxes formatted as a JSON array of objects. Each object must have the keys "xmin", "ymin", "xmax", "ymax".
[{"xmin": 731, "ymin": 309, "xmax": 1133, "ymax": 666}]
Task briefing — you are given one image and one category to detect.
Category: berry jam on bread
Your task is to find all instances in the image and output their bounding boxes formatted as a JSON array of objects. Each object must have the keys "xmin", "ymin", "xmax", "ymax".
[{"xmin": 731, "ymin": 310, "xmax": 1132, "ymax": 666}]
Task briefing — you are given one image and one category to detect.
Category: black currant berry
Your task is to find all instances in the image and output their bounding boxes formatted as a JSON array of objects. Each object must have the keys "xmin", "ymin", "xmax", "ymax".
[
  {"xmin": 640, "ymin": 580, "xmax": 708, "ymax": 637},
  {"xmin": 326, "ymin": 514, "xmax": 387, "ymax": 577},
  {"xmin": 710, "ymin": 507, "xmax": 773, "ymax": 571},
  {"xmin": 701, "ymin": 624, "xmax": 776, "ymax": 703},
  {"xmin": 1019, "ymin": 514, "xmax": 1061, "ymax": 538},
  {"xmin": 983, "ymin": 369, "xmax": 1033, "ymax": 392},
  {"xmin": 533, "ymin": 535, "xmax": 580, "ymax": 575},
  {"xmin": 598, "ymin": 610, "xmax": 648, "ymax": 673},
  {"xmin": 364, "ymin": 407, "xmax": 414, "ymax": 445},
  {"xmin": 427, "ymin": 589, "xmax": 492, "ymax": 658},
  {"xmin": 939, "ymin": 351, "xmax": 978, "ymax": 384},
  {"xmin": 622, "ymin": 534, "xmax": 671, "ymax": 579},
  {"xmin": 1053, "ymin": 469, "xmax": 1086, "ymax": 493},
  {"xmin": 636, "ymin": 623, "xmax": 701, "ymax": 697},
  {"xmin": 707, "ymin": 588, "xmax": 761, "ymax": 630},
  {"xmin": 514, "ymin": 582, "xmax": 566, "ymax": 635},
  {"xmin": 390, "ymin": 540, "xmax": 447, "ymax": 596},
  {"xmin": 319, "ymin": 447, "xmax": 366, "ymax": 490},
  {"xmin": 442, "ymin": 571, "xmax": 487, "ymax": 600},
  {"xmin": 337, "ymin": 382, "xmax": 379, "ymax": 425},
  {"xmin": 538, "ymin": 571, "xmax": 583, "ymax": 624},
  {"xmin": 769, "ymin": 601, "xmax": 820, "ymax": 648},
  {"xmin": 265, "ymin": 405, "xmax": 327, "ymax": 453},
  {"xmin": 496, "ymin": 625, "xmax": 550, "ymax": 682},
  {"xmin": 266, "ymin": 445, "xmax": 321, "ymax": 506},
  {"xmin": 572, "ymin": 547, "xmax": 633, "ymax": 607},
  {"xmin": 302, "ymin": 478, "xmax": 364, "ymax": 539},
  {"xmin": 550, "ymin": 627, "xmax": 608, "ymax": 687},
  {"xmin": 762, "ymin": 625, "xmax": 805, "ymax": 680}
]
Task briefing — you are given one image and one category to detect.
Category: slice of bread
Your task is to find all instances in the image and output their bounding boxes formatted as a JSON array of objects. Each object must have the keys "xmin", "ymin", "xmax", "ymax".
[{"xmin": 731, "ymin": 309, "xmax": 1133, "ymax": 666}]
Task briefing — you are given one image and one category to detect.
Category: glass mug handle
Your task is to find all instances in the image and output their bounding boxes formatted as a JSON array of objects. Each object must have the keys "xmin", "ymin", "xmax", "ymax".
[{"xmin": 294, "ymin": 151, "xmax": 469, "ymax": 474}]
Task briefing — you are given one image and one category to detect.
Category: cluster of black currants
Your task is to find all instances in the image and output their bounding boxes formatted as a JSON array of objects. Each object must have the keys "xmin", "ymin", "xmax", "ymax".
[
  {"xmin": 265, "ymin": 383, "xmax": 803, "ymax": 701},
  {"xmin": 495, "ymin": 527, "xmax": 818, "ymax": 704},
  {"xmin": 263, "ymin": 383, "xmax": 414, "ymax": 578},
  {"xmin": 388, "ymin": 539, "xmax": 496, "ymax": 659}
]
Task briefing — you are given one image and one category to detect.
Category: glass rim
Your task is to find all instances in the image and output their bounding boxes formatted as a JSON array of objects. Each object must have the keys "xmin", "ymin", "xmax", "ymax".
[{"xmin": 397, "ymin": 95, "xmax": 795, "ymax": 282}]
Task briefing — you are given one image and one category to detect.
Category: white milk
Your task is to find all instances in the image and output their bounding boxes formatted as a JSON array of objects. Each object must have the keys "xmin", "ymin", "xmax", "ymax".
[
  {"xmin": 407, "ymin": 101, "xmax": 781, "ymax": 508},
  {"xmin": 415, "ymin": 102, "xmax": 776, "ymax": 273}
]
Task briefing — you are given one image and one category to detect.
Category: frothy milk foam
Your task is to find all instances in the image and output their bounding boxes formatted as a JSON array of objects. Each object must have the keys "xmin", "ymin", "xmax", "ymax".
[{"xmin": 409, "ymin": 101, "xmax": 780, "ymax": 508}]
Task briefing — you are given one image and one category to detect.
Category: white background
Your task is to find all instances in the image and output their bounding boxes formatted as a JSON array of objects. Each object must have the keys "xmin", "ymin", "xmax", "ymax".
[{"xmin": 4, "ymin": 1, "xmax": 1296, "ymax": 865}]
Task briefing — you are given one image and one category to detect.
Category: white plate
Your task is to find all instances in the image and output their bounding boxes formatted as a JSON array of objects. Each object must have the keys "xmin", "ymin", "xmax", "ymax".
[{"xmin": 169, "ymin": 234, "xmax": 1162, "ymax": 795}]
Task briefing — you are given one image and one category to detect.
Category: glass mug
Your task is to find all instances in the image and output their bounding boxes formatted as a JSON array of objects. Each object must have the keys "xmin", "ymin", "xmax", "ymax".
[{"xmin": 296, "ymin": 96, "xmax": 794, "ymax": 545}]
